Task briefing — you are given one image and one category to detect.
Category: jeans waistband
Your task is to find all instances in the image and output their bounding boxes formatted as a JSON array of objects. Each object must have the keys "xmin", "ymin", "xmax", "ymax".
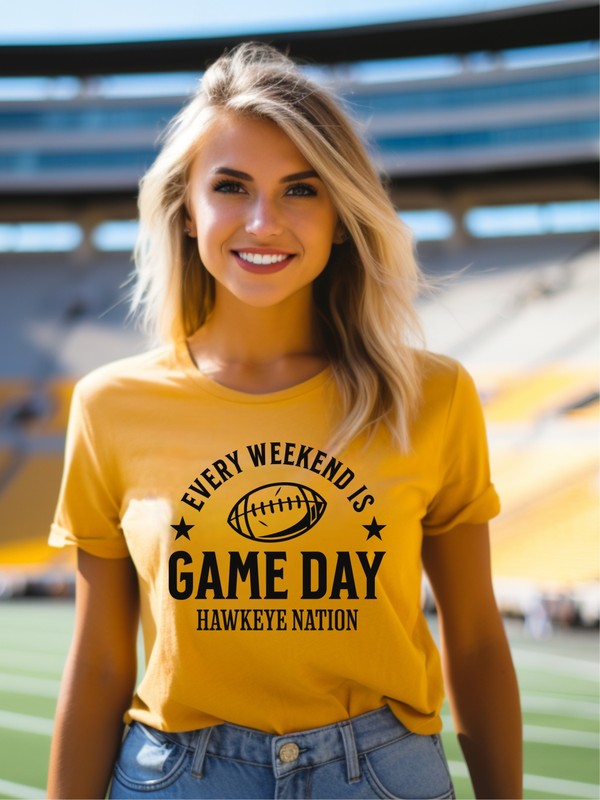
[{"xmin": 159, "ymin": 706, "xmax": 413, "ymax": 781}]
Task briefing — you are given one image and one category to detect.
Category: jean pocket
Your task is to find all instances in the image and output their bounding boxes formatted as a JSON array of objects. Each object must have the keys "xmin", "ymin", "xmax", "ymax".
[
  {"xmin": 363, "ymin": 733, "xmax": 454, "ymax": 800},
  {"xmin": 112, "ymin": 721, "xmax": 189, "ymax": 792}
]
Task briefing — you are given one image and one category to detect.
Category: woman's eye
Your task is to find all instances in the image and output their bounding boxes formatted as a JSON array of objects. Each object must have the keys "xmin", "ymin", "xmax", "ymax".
[
  {"xmin": 286, "ymin": 183, "xmax": 317, "ymax": 197},
  {"xmin": 213, "ymin": 180, "xmax": 246, "ymax": 194}
]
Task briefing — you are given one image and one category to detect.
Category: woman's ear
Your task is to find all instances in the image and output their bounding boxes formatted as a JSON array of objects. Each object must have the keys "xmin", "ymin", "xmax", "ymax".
[
  {"xmin": 333, "ymin": 223, "xmax": 349, "ymax": 245},
  {"xmin": 183, "ymin": 211, "xmax": 197, "ymax": 238}
]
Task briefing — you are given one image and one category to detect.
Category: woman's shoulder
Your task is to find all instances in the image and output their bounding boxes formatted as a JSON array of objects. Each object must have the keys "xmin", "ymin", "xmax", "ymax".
[
  {"xmin": 74, "ymin": 344, "xmax": 176, "ymax": 404},
  {"xmin": 414, "ymin": 349, "xmax": 481, "ymax": 414},
  {"xmin": 415, "ymin": 349, "xmax": 465, "ymax": 387}
]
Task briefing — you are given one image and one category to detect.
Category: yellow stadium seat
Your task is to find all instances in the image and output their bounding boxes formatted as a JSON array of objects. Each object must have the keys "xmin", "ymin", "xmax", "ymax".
[
  {"xmin": 0, "ymin": 453, "xmax": 64, "ymax": 545},
  {"xmin": 484, "ymin": 366, "xmax": 598, "ymax": 423},
  {"xmin": 490, "ymin": 463, "xmax": 599, "ymax": 589}
]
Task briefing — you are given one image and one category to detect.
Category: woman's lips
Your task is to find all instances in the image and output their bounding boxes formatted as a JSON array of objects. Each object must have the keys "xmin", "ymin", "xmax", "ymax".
[{"xmin": 232, "ymin": 249, "xmax": 295, "ymax": 274}]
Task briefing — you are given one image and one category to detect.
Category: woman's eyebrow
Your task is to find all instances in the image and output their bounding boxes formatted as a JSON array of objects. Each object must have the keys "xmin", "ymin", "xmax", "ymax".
[
  {"xmin": 281, "ymin": 170, "xmax": 320, "ymax": 182},
  {"xmin": 213, "ymin": 167, "xmax": 320, "ymax": 182},
  {"xmin": 213, "ymin": 167, "xmax": 252, "ymax": 180}
]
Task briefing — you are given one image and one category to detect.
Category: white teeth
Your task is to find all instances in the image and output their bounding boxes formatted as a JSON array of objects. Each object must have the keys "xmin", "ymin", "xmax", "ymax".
[{"xmin": 237, "ymin": 252, "xmax": 289, "ymax": 265}]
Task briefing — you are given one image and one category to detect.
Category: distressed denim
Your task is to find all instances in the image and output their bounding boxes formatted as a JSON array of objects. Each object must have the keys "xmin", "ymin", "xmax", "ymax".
[{"xmin": 109, "ymin": 705, "xmax": 455, "ymax": 799}]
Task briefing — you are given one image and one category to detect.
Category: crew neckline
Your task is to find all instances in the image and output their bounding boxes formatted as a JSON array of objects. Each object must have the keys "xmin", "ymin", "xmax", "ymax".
[{"xmin": 174, "ymin": 339, "xmax": 332, "ymax": 403}]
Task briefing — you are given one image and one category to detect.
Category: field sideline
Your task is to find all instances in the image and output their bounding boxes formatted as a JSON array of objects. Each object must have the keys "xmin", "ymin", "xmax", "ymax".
[{"xmin": 0, "ymin": 600, "xmax": 598, "ymax": 799}]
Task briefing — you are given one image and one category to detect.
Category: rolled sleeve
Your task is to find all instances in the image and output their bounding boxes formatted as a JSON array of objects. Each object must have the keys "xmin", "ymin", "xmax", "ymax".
[
  {"xmin": 49, "ymin": 378, "xmax": 127, "ymax": 558},
  {"xmin": 423, "ymin": 362, "xmax": 500, "ymax": 536}
]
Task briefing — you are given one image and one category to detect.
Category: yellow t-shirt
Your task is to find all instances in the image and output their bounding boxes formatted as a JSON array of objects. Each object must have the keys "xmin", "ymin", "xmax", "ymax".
[{"xmin": 50, "ymin": 342, "xmax": 499, "ymax": 735}]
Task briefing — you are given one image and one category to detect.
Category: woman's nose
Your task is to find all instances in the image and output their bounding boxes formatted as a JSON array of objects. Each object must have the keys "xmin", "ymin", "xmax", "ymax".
[{"xmin": 245, "ymin": 197, "xmax": 283, "ymax": 237}]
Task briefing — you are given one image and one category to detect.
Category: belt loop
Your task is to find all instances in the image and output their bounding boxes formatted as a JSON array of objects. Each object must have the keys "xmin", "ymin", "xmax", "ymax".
[
  {"xmin": 339, "ymin": 721, "xmax": 361, "ymax": 783},
  {"xmin": 191, "ymin": 727, "xmax": 213, "ymax": 778}
]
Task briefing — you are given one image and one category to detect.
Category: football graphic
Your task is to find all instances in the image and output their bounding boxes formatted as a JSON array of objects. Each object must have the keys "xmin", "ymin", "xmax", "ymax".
[{"xmin": 227, "ymin": 482, "xmax": 327, "ymax": 542}]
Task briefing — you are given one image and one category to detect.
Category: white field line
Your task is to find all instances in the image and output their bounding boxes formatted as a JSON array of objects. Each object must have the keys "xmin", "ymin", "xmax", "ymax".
[
  {"xmin": 522, "ymin": 724, "xmax": 599, "ymax": 748},
  {"xmin": 521, "ymin": 693, "xmax": 600, "ymax": 719},
  {"xmin": 0, "ymin": 631, "xmax": 70, "ymax": 655},
  {"xmin": 0, "ymin": 650, "xmax": 66, "ymax": 674},
  {"xmin": 0, "ymin": 710, "xmax": 53, "ymax": 735},
  {"xmin": 0, "ymin": 672, "xmax": 61, "ymax": 697},
  {"xmin": 0, "ymin": 778, "xmax": 45, "ymax": 799},
  {"xmin": 512, "ymin": 649, "xmax": 600, "ymax": 681},
  {"xmin": 0, "ymin": 614, "xmax": 71, "ymax": 627},
  {"xmin": 0, "ymin": 620, "xmax": 72, "ymax": 636},
  {"xmin": 448, "ymin": 760, "xmax": 600, "ymax": 799},
  {"xmin": 442, "ymin": 717, "xmax": 599, "ymax": 749}
]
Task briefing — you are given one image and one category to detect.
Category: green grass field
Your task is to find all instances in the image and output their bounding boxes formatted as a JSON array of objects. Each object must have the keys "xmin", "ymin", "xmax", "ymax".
[{"xmin": 0, "ymin": 600, "xmax": 598, "ymax": 799}]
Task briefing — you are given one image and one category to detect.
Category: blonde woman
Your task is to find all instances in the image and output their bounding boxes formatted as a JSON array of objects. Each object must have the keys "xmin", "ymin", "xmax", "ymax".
[{"xmin": 47, "ymin": 43, "xmax": 522, "ymax": 800}]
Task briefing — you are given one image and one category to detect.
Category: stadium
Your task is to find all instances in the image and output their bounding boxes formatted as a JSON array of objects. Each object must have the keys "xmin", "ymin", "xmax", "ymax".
[{"xmin": 0, "ymin": 1, "xmax": 598, "ymax": 797}]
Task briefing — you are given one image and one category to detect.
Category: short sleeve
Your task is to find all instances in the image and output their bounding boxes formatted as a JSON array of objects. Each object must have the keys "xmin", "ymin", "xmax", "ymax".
[
  {"xmin": 422, "ymin": 362, "xmax": 500, "ymax": 536},
  {"xmin": 49, "ymin": 380, "xmax": 129, "ymax": 558}
]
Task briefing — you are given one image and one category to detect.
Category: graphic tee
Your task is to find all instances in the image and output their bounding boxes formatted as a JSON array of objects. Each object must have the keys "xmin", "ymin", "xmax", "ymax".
[{"xmin": 49, "ymin": 342, "xmax": 500, "ymax": 735}]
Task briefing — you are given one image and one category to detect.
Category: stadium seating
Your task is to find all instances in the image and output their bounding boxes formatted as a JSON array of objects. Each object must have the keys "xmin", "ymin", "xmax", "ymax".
[{"xmin": 0, "ymin": 453, "xmax": 67, "ymax": 568}]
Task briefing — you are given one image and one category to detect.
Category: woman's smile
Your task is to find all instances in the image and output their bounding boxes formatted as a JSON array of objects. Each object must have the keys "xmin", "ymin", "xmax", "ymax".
[{"xmin": 232, "ymin": 247, "xmax": 295, "ymax": 273}]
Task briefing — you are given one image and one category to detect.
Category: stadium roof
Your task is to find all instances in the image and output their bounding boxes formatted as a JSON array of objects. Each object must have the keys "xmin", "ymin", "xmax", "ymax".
[{"xmin": 0, "ymin": 0, "xmax": 598, "ymax": 77}]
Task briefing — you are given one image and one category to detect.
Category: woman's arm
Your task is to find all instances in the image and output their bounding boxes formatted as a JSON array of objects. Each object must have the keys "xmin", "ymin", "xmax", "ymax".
[
  {"xmin": 422, "ymin": 522, "xmax": 522, "ymax": 800},
  {"xmin": 47, "ymin": 550, "xmax": 139, "ymax": 799}
]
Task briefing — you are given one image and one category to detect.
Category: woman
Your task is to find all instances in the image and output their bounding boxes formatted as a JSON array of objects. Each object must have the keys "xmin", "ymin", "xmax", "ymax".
[{"xmin": 47, "ymin": 43, "xmax": 522, "ymax": 799}]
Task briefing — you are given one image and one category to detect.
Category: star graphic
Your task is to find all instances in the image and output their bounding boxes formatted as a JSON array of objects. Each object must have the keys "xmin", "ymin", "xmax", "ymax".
[
  {"xmin": 363, "ymin": 516, "xmax": 386, "ymax": 541},
  {"xmin": 171, "ymin": 517, "xmax": 194, "ymax": 540}
]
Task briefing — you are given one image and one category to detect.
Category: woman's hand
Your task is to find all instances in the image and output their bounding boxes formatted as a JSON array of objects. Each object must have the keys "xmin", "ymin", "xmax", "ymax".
[
  {"xmin": 422, "ymin": 522, "xmax": 523, "ymax": 800},
  {"xmin": 47, "ymin": 550, "xmax": 139, "ymax": 799}
]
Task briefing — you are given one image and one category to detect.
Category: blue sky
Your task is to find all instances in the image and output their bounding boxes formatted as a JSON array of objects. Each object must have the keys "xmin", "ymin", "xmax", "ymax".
[{"xmin": 1, "ymin": 0, "xmax": 557, "ymax": 44}]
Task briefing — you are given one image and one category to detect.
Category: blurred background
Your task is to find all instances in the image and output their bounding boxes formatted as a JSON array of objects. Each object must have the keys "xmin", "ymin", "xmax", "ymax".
[{"xmin": 0, "ymin": 1, "xmax": 598, "ymax": 797}]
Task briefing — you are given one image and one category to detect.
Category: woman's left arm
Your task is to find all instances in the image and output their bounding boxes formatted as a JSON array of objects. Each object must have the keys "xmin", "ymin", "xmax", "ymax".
[{"xmin": 422, "ymin": 522, "xmax": 523, "ymax": 800}]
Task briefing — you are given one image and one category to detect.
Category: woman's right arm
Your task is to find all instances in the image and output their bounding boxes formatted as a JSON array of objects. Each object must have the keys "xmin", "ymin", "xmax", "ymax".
[{"xmin": 47, "ymin": 549, "xmax": 139, "ymax": 799}]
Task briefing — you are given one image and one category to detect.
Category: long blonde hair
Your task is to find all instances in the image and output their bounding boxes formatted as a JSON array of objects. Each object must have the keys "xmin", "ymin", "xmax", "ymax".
[{"xmin": 133, "ymin": 42, "xmax": 425, "ymax": 452}]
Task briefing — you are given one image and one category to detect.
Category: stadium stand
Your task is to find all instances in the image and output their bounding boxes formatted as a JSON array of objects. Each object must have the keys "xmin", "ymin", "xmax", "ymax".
[
  {"xmin": 416, "ymin": 233, "xmax": 599, "ymax": 621},
  {"xmin": 0, "ymin": 52, "xmax": 597, "ymax": 199},
  {"xmin": 0, "ymin": 1, "xmax": 598, "ymax": 624}
]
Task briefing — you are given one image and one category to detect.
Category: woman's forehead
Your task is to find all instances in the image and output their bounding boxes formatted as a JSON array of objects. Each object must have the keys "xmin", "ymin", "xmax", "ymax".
[{"xmin": 190, "ymin": 112, "xmax": 315, "ymax": 176}]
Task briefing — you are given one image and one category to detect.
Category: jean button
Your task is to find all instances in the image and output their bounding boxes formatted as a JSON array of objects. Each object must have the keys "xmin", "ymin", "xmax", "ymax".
[{"xmin": 279, "ymin": 742, "xmax": 300, "ymax": 763}]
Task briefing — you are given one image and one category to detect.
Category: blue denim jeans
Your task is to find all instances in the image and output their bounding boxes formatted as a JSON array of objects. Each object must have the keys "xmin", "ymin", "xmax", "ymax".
[{"xmin": 109, "ymin": 706, "xmax": 455, "ymax": 799}]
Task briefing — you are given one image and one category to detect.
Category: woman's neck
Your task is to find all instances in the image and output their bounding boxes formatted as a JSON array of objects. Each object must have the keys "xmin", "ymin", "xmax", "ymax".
[{"xmin": 187, "ymin": 293, "xmax": 327, "ymax": 393}]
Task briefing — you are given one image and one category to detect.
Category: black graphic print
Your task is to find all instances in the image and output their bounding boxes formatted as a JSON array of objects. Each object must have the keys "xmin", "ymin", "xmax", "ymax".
[
  {"xmin": 169, "ymin": 441, "xmax": 387, "ymax": 631},
  {"xmin": 227, "ymin": 482, "xmax": 327, "ymax": 542}
]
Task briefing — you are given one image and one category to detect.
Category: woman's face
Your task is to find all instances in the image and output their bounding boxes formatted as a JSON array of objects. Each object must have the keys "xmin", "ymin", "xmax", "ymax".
[{"xmin": 185, "ymin": 113, "xmax": 340, "ymax": 311}]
